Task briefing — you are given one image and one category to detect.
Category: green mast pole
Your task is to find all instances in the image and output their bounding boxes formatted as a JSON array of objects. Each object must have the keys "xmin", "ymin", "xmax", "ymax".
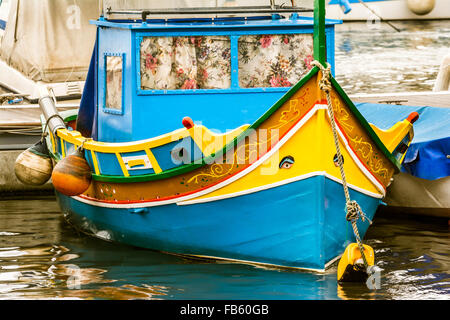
[{"xmin": 313, "ymin": 0, "xmax": 327, "ymax": 67}]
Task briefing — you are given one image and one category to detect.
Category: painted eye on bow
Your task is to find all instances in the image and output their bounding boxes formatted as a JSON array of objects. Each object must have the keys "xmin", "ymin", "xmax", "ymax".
[
  {"xmin": 333, "ymin": 154, "xmax": 344, "ymax": 167},
  {"xmin": 279, "ymin": 156, "xmax": 295, "ymax": 169}
]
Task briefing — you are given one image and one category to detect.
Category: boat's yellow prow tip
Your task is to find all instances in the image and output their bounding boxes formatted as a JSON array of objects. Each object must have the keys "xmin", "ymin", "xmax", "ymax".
[
  {"xmin": 369, "ymin": 111, "xmax": 419, "ymax": 153},
  {"xmin": 337, "ymin": 243, "xmax": 375, "ymax": 283}
]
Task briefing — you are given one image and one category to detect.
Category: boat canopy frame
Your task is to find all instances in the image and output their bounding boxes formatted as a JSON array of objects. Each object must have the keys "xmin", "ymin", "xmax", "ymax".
[{"xmin": 105, "ymin": 5, "xmax": 314, "ymax": 22}]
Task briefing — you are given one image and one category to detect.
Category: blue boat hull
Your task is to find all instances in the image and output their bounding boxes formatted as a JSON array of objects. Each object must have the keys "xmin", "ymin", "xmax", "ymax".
[{"xmin": 57, "ymin": 174, "xmax": 380, "ymax": 271}]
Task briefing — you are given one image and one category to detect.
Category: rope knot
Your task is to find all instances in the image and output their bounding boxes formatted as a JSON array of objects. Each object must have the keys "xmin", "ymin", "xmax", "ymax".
[
  {"xmin": 311, "ymin": 60, "xmax": 332, "ymax": 93},
  {"xmin": 345, "ymin": 200, "xmax": 361, "ymax": 221},
  {"xmin": 345, "ymin": 200, "xmax": 372, "ymax": 225}
]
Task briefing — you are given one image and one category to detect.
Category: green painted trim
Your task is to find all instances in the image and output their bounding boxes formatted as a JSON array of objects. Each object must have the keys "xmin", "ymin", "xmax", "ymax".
[
  {"xmin": 330, "ymin": 77, "xmax": 401, "ymax": 172},
  {"xmin": 91, "ymin": 68, "xmax": 320, "ymax": 184},
  {"xmin": 313, "ymin": 0, "xmax": 326, "ymax": 66},
  {"xmin": 249, "ymin": 67, "xmax": 319, "ymax": 131},
  {"xmin": 64, "ymin": 114, "xmax": 78, "ymax": 123}
]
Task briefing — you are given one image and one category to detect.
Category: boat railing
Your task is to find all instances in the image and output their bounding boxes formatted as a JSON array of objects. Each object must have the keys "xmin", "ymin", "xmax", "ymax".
[{"xmin": 105, "ymin": 5, "xmax": 314, "ymax": 21}]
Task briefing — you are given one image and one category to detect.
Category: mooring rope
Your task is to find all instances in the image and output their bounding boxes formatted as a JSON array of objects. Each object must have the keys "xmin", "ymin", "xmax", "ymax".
[{"xmin": 311, "ymin": 60, "xmax": 373, "ymax": 274}]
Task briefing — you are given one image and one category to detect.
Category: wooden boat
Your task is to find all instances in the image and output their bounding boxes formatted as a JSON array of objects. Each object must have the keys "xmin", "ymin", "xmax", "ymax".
[{"xmin": 16, "ymin": 1, "xmax": 418, "ymax": 271}]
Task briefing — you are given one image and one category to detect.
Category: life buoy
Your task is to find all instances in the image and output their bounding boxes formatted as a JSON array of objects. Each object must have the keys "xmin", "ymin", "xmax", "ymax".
[{"xmin": 406, "ymin": 0, "xmax": 435, "ymax": 16}]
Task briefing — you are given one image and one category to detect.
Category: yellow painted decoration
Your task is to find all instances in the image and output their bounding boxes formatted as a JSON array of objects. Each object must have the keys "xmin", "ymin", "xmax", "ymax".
[
  {"xmin": 115, "ymin": 153, "xmax": 130, "ymax": 177},
  {"xmin": 189, "ymin": 124, "xmax": 250, "ymax": 157},
  {"xmin": 337, "ymin": 243, "xmax": 374, "ymax": 282},
  {"xmin": 144, "ymin": 149, "xmax": 162, "ymax": 174},
  {"xmin": 370, "ymin": 119, "xmax": 414, "ymax": 153},
  {"xmin": 49, "ymin": 131, "xmax": 56, "ymax": 154},
  {"xmin": 90, "ymin": 150, "xmax": 100, "ymax": 175},
  {"xmin": 183, "ymin": 108, "xmax": 384, "ymax": 204},
  {"xmin": 60, "ymin": 137, "xmax": 66, "ymax": 158},
  {"xmin": 127, "ymin": 159, "xmax": 146, "ymax": 168},
  {"xmin": 54, "ymin": 123, "xmax": 250, "ymax": 177},
  {"xmin": 328, "ymin": 93, "xmax": 395, "ymax": 187},
  {"xmin": 56, "ymin": 123, "xmax": 248, "ymax": 156}
]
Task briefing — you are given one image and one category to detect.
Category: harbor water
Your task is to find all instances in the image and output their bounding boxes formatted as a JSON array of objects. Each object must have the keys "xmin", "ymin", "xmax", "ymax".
[
  {"xmin": 0, "ymin": 21, "xmax": 449, "ymax": 300},
  {"xmin": 0, "ymin": 197, "xmax": 448, "ymax": 300},
  {"xmin": 335, "ymin": 20, "xmax": 450, "ymax": 94}
]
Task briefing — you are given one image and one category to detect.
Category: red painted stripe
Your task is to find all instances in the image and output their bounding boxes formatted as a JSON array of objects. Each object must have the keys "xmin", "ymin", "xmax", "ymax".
[
  {"xmin": 78, "ymin": 103, "xmax": 387, "ymax": 205},
  {"xmin": 78, "ymin": 102, "xmax": 318, "ymax": 204},
  {"xmin": 332, "ymin": 116, "xmax": 387, "ymax": 192}
]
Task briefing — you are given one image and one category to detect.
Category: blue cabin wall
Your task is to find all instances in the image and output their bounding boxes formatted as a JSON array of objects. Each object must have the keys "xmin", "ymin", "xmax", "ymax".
[
  {"xmin": 95, "ymin": 20, "xmax": 338, "ymax": 142},
  {"xmin": 97, "ymin": 27, "xmax": 134, "ymax": 142}
]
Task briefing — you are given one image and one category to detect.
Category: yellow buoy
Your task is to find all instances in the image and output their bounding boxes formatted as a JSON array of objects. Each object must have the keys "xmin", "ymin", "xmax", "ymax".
[
  {"xmin": 337, "ymin": 243, "xmax": 375, "ymax": 283},
  {"xmin": 51, "ymin": 147, "xmax": 92, "ymax": 196},
  {"xmin": 14, "ymin": 139, "xmax": 53, "ymax": 186},
  {"xmin": 407, "ymin": 0, "xmax": 435, "ymax": 16}
]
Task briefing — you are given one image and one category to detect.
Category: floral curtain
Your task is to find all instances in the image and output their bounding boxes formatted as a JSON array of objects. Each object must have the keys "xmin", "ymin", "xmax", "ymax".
[
  {"xmin": 238, "ymin": 34, "xmax": 314, "ymax": 88},
  {"xmin": 105, "ymin": 55, "xmax": 123, "ymax": 111},
  {"xmin": 140, "ymin": 36, "xmax": 231, "ymax": 90}
]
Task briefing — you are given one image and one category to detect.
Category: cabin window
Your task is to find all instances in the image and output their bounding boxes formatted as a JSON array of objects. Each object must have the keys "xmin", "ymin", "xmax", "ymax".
[
  {"xmin": 140, "ymin": 36, "xmax": 231, "ymax": 90},
  {"xmin": 238, "ymin": 34, "xmax": 314, "ymax": 88},
  {"xmin": 105, "ymin": 54, "xmax": 124, "ymax": 112}
]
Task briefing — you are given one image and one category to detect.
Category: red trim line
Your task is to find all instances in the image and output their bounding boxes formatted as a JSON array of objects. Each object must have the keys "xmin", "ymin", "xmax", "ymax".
[
  {"xmin": 78, "ymin": 102, "xmax": 318, "ymax": 204},
  {"xmin": 332, "ymin": 116, "xmax": 387, "ymax": 192}
]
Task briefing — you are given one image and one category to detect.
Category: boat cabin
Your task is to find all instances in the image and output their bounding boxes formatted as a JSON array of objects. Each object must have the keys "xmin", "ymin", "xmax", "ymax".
[{"xmin": 82, "ymin": 10, "xmax": 340, "ymax": 143}]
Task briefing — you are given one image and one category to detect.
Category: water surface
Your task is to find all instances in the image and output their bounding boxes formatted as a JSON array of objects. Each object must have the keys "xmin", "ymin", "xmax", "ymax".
[
  {"xmin": 0, "ymin": 20, "xmax": 449, "ymax": 301},
  {"xmin": 335, "ymin": 20, "xmax": 450, "ymax": 94},
  {"xmin": 0, "ymin": 197, "xmax": 448, "ymax": 300}
]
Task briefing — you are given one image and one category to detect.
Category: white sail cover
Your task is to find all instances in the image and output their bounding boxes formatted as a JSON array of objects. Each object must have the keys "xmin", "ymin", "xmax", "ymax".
[
  {"xmin": 0, "ymin": 0, "xmax": 313, "ymax": 83},
  {"xmin": 0, "ymin": 0, "xmax": 99, "ymax": 83}
]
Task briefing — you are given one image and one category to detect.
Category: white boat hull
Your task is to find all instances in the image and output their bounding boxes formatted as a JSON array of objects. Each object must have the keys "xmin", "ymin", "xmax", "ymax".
[
  {"xmin": 326, "ymin": 0, "xmax": 450, "ymax": 21},
  {"xmin": 384, "ymin": 173, "xmax": 450, "ymax": 218}
]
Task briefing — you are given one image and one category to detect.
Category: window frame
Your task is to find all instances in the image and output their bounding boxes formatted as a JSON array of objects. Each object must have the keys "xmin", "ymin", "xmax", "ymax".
[
  {"xmin": 135, "ymin": 28, "xmax": 329, "ymax": 96},
  {"xmin": 236, "ymin": 33, "xmax": 314, "ymax": 89},
  {"xmin": 103, "ymin": 52, "xmax": 126, "ymax": 115}
]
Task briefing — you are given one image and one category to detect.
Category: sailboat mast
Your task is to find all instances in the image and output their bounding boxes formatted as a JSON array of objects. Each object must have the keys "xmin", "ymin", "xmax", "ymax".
[{"xmin": 313, "ymin": 0, "xmax": 327, "ymax": 66}]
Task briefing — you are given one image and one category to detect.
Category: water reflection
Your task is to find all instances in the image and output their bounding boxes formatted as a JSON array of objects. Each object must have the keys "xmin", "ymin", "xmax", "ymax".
[
  {"xmin": 335, "ymin": 20, "xmax": 450, "ymax": 94},
  {"xmin": 0, "ymin": 196, "xmax": 449, "ymax": 300}
]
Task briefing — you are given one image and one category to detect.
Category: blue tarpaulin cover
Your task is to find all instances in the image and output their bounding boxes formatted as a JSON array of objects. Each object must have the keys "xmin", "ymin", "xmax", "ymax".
[{"xmin": 355, "ymin": 103, "xmax": 450, "ymax": 181}]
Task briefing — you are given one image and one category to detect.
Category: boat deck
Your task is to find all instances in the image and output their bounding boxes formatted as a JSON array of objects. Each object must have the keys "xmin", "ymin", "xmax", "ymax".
[
  {"xmin": 0, "ymin": 103, "xmax": 79, "ymax": 150},
  {"xmin": 350, "ymin": 91, "xmax": 450, "ymax": 108}
]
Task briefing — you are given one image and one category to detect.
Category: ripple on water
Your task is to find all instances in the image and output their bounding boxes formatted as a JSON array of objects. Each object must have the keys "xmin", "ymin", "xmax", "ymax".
[
  {"xmin": 335, "ymin": 20, "xmax": 450, "ymax": 94},
  {"xmin": 0, "ymin": 191, "xmax": 449, "ymax": 299}
]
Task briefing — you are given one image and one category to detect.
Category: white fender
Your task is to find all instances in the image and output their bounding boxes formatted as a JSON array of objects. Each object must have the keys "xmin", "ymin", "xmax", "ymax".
[
  {"xmin": 433, "ymin": 54, "xmax": 450, "ymax": 92},
  {"xmin": 406, "ymin": 0, "xmax": 435, "ymax": 16}
]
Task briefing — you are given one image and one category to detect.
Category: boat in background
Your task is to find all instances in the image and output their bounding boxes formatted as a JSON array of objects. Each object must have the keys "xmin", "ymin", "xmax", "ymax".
[
  {"xmin": 14, "ymin": 1, "xmax": 418, "ymax": 273},
  {"xmin": 356, "ymin": 103, "xmax": 449, "ymax": 218},
  {"xmin": 353, "ymin": 54, "xmax": 450, "ymax": 219},
  {"xmin": 327, "ymin": 0, "xmax": 450, "ymax": 21},
  {"xmin": 0, "ymin": 0, "xmax": 98, "ymax": 102},
  {"xmin": 0, "ymin": 0, "xmax": 98, "ymax": 194}
]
